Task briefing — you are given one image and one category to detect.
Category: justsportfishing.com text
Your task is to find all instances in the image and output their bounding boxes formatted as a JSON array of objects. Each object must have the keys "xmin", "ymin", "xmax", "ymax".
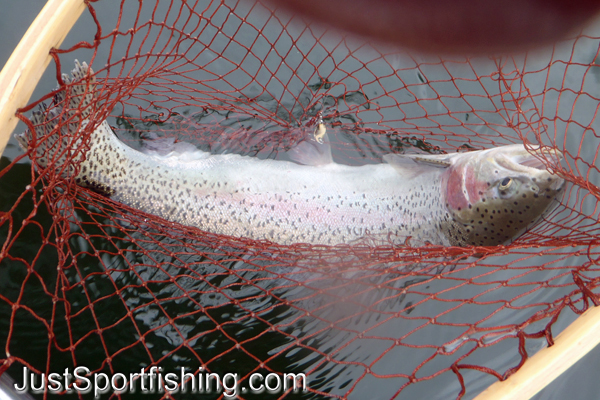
[{"xmin": 13, "ymin": 366, "xmax": 308, "ymax": 398}]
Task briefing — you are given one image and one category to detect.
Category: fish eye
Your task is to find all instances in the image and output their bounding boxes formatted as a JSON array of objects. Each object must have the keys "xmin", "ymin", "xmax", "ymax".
[{"xmin": 499, "ymin": 177, "xmax": 513, "ymax": 190}]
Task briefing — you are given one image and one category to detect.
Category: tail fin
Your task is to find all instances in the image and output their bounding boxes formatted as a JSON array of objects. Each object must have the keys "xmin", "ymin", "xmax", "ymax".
[{"xmin": 16, "ymin": 60, "xmax": 97, "ymax": 176}]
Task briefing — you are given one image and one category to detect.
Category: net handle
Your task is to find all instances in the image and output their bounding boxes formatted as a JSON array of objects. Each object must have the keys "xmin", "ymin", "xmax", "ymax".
[
  {"xmin": 0, "ymin": 0, "xmax": 86, "ymax": 157},
  {"xmin": 474, "ymin": 305, "xmax": 600, "ymax": 400}
]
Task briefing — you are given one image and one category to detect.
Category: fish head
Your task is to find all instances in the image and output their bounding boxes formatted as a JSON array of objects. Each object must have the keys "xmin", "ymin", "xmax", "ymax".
[{"xmin": 442, "ymin": 144, "xmax": 565, "ymax": 246}]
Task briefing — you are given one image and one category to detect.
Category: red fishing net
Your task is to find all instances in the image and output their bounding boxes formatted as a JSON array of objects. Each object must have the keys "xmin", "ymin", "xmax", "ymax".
[{"xmin": 1, "ymin": 1, "xmax": 600, "ymax": 399}]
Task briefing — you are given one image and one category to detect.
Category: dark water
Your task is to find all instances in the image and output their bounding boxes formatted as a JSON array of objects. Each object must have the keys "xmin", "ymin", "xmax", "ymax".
[{"xmin": 2, "ymin": 1, "xmax": 600, "ymax": 400}]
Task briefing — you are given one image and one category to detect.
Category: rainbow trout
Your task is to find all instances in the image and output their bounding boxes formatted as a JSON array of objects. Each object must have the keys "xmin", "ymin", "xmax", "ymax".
[{"xmin": 17, "ymin": 61, "xmax": 565, "ymax": 247}]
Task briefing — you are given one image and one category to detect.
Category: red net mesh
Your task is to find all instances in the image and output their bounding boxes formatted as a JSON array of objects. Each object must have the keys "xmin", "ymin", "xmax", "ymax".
[{"xmin": 1, "ymin": 1, "xmax": 600, "ymax": 399}]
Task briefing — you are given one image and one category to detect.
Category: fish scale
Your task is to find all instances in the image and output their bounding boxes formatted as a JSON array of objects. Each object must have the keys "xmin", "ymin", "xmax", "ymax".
[{"xmin": 17, "ymin": 61, "xmax": 565, "ymax": 247}]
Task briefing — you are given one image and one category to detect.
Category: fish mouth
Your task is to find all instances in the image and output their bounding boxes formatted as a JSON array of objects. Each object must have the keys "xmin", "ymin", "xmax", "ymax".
[
  {"xmin": 493, "ymin": 144, "xmax": 565, "ymax": 191},
  {"xmin": 511, "ymin": 146, "xmax": 563, "ymax": 171},
  {"xmin": 512, "ymin": 146, "xmax": 566, "ymax": 191}
]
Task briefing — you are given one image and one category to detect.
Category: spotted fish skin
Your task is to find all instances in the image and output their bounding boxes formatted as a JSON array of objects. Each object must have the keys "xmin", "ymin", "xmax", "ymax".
[
  {"xmin": 73, "ymin": 122, "xmax": 456, "ymax": 246},
  {"xmin": 18, "ymin": 61, "xmax": 565, "ymax": 247}
]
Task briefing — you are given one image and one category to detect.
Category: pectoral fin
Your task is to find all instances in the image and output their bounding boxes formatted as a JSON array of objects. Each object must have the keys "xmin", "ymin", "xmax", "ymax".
[
  {"xmin": 403, "ymin": 153, "xmax": 453, "ymax": 167},
  {"xmin": 383, "ymin": 152, "xmax": 452, "ymax": 178}
]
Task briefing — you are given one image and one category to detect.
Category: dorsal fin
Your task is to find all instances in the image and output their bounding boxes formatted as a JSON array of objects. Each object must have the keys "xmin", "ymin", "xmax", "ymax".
[{"xmin": 288, "ymin": 132, "xmax": 333, "ymax": 166}]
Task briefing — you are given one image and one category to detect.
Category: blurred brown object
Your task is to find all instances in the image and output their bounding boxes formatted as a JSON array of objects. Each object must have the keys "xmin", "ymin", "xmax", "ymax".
[{"xmin": 268, "ymin": 0, "xmax": 600, "ymax": 54}]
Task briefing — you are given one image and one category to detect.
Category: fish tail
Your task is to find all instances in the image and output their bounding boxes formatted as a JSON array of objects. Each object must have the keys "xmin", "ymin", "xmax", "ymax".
[{"xmin": 16, "ymin": 60, "xmax": 97, "ymax": 177}]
